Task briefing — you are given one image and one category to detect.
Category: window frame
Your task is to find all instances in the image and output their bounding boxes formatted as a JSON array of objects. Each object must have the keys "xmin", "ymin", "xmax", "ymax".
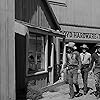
[{"xmin": 26, "ymin": 33, "xmax": 47, "ymax": 76}]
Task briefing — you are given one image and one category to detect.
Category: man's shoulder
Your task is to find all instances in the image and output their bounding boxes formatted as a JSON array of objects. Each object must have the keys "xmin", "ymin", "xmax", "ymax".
[
  {"xmin": 73, "ymin": 51, "xmax": 80, "ymax": 55},
  {"xmin": 87, "ymin": 52, "xmax": 91, "ymax": 56},
  {"xmin": 92, "ymin": 52, "xmax": 97, "ymax": 57},
  {"xmin": 80, "ymin": 52, "xmax": 83, "ymax": 55}
]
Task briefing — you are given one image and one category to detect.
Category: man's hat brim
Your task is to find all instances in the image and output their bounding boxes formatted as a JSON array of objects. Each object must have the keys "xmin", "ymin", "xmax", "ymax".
[
  {"xmin": 65, "ymin": 42, "xmax": 75, "ymax": 49},
  {"xmin": 80, "ymin": 47, "xmax": 89, "ymax": 49},
  {"xmin": 80, "ymin": 44, "xmax": 89, "ymax": 49}
]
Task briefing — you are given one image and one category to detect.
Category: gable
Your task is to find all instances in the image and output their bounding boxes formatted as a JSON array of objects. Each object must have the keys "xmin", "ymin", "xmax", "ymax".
[{"xmin": 15, "ymin": 0, "xmax": 60, "ymax": 30}]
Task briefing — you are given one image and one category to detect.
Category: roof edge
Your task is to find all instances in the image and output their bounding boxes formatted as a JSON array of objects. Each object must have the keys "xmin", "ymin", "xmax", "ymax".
[{"xmin": 42, "ymin": 0, "xmax": 61, "ymax": 30}]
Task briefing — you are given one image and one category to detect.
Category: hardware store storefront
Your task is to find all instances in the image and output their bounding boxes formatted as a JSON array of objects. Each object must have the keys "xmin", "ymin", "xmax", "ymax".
[{"xmin": 60, "ymin": 26, "xmax": 100, "ymax": 64}]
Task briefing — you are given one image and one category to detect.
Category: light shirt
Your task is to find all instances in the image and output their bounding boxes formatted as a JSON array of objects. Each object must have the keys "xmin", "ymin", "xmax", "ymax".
[{"xmin": 80, "ymin": 52, "xmax": 91, "ymax": 65}]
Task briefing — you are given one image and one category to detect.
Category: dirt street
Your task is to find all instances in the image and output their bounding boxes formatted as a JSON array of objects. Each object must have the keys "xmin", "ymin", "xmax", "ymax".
[{"xmin": 40, "ymin": 73, "xmax": 100, "ymax": 100}]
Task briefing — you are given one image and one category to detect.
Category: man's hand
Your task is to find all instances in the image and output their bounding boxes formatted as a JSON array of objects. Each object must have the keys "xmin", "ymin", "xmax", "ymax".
[
  {"xmin": 60, "ymin": 68, "xmax": 64, "ymax": 73},
  {"xmin": 89, "ymin": 70, "xmax": 93, "ymax": 75},
  {"xmin": 78, "ymin": 69, "xmax": 81, "ymax": 74}
]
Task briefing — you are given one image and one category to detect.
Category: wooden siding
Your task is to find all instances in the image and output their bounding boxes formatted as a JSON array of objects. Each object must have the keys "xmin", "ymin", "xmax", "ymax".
[
  {"xmin": 15, "ymin": 0, "xmax": 59, "ymax": 29},
  {"xmin": 49, "ymin": 3, "xmax": 67, "ymax": 24},
  {"xmin": 0, "ymin": 0, "xmax": 15, "ymax": 99},
  {"xmin": 49, "ymin": 0, "xmax": 100, "ymax": 27},
  {"xmin": 26, "ymin": 73, "xmax": 48, "ymax": 89},
  {"xmin": 15, "ymin": 30, "xmax": 48, "ymax": 99}
]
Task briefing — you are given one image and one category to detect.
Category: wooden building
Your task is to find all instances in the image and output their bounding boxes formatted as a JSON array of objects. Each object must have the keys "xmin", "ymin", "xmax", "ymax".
[
  {"xmin": 48, "ymin": 0, "xmax": 100, "ymax": 80},
  {"xmin": 15, "ymin": 0, "xmax": 64, "ymax": 99},
  {"xmin": 0, "ymin": 0, "xmax": 65, "ymax": 99},
  {"xmin": 0, "ymin": 0, "xmax": 15, "ymax": 99},
  {"xmin": 48, "ymin": 0, "xmax": 100, "ymax": 58}
]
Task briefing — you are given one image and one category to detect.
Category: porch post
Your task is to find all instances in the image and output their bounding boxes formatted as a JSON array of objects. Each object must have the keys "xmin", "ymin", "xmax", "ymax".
[
  {"xmin": 45, "ymin": 36, "xmax": 48, "ymax": 71},
  {"xmin": 50, "ymin": 43, "xmax": 54, "ymax": 83},
  {"xmin": 56, "ymin": 37, "xmax": 60, "ymax": 66}
]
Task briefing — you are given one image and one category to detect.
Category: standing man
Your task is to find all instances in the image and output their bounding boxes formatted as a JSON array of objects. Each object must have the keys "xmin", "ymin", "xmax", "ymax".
[
  {"xmin": 80, "ymin": 44, "xmax": 91, "ymax": 95},
  {"xmin": 89, "ymin": 43, "xmax": 100, "ymax": 99},
  {"xmin": 61, "ymin": 42, "xmax": 81, "ymax": 99}
]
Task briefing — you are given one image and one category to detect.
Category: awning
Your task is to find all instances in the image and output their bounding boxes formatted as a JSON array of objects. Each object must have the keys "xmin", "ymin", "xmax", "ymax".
[
  {"xmin": 15, "ymin": 21, "xmax": 28, "ymax": 36},
  {"xmin": 15, "ymin": 20, "xmax": 65, "ymax": 38},
  {"xmin": 60, "ymin": 25, "xmax": 100, "ymax": 42}
]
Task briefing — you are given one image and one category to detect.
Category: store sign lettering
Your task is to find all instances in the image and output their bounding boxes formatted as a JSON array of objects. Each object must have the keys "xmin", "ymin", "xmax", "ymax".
[{"xmin": 64, "ymin": 31, "xmax": 100, "ymax": 40}]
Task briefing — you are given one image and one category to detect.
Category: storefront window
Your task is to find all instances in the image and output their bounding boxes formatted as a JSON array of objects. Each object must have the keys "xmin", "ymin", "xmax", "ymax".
[{"xmin": 27, "ymin": 34, "xmax": 45, "ymax": 75}]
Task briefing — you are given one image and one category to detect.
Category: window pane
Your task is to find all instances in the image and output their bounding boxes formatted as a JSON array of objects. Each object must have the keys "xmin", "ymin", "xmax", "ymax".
[
  {"xmin": 27, "ymin": 34, "xmax": 45, "ymax": 75},
  {"xmin": 36, "ymin": 36, "xmax": 44, "ymax": 53},
  {"xmin": 28, "ymin": 35, "xmax": 37, "ymax": 74},
  {"xmin": 36, "ymin": 35, "xmax": 45, "ymax": 72},
  {"xmin": 36, "ymin": 52, "xmax": 45, "ymax": 72},
  {"xmin": 28, "ymin": 51, "xmax": 37, "ymax": 74}
]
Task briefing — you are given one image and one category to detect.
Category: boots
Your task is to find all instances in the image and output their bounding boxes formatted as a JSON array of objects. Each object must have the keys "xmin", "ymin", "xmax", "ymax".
[
  {"xmin": 74, "ymin": 84, "xmax": 81, "ymax": 97},
  {"xmin": 74, "ymin": 83, "xmax": 80, "ymax": 93},
  {"xmin": 96, "ymin": 86, "xmax": 100, "ymax": 99}
]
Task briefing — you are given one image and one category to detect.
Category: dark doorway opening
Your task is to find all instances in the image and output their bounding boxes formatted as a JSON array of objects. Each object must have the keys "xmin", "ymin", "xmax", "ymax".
[
  {"xmin": 15, "ymin": 33, "xmax": 26, "ymax": 100},
  {"xmin": 75, "ymin": 43, "xmax": 96, "ymax": 54}
]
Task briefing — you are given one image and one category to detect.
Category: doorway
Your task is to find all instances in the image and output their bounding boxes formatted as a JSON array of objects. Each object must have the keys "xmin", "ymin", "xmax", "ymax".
[
  {"xmin": 15, "ymin": 33, "xmax": 26, "ymax": 100},
  {"xmin": 75, "ymin": 42, "xmax": 96, "ymax": 54}
]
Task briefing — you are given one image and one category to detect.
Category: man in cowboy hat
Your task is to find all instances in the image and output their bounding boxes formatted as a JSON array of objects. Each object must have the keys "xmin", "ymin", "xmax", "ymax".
[
  {"xmin": 61, "ymin": 42, "xmax": 81, "ymax": 99},
  {"xmin": 89, "ymin": 43, "xmax": 100, "ymax": 99},
  {"xmin": 80, "ymin": 44, "xmax": 91, "ymax": 95}
]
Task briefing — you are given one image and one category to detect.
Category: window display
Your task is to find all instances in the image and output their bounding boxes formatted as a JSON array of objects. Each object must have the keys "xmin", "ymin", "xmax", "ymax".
[{"xmin": 27, "ymin": 34, "xmax": 45, "ymax": 75}]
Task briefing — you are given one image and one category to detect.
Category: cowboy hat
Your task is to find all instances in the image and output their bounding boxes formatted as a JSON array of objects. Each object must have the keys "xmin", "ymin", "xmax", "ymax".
[
  {"xmin": 65, "ymin": 42, "xmax": 75, "ymax": 49},
  {"xmin": 80, "ymin": 44, "xmax": 89, "ymax": 49},
  {"xmin": 95, "ymin": 43, "xmax": 100, "ymax": 48}
]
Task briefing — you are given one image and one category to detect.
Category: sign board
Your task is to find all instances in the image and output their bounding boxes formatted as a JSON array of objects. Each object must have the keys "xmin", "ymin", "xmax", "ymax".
[{"xmin": 63, "ymin": 31, "xmax": 100, "ymax": 41}]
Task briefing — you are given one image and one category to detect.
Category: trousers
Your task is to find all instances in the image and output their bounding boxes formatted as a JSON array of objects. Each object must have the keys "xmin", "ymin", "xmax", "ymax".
[
  {"xmin": 94, "ymin": 71, "xmax": 100, "ymax": 95},
  {"xmin": 81, "ymin": 64, "xmax": 89, "ymax": 94},
  {"xmin": 68, "ymin": 68, "xmax": 79, "ymax": 97}
]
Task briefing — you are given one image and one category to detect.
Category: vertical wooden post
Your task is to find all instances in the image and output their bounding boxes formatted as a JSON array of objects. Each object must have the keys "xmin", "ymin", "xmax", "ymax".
[
  {"xmin": 45, "ymin": 36, "xmax": 48, "ymax": 71},
  {"xmin": 56, "ymin": 37, "xmax": 60, "ymax": 65},
  {"xmin": 50, "ymin": 43, "xmax": 54, "ymax": 83},
  {"xmin": 0, "ymin": 0, "xmax": 15, "ymax": 100},
  {"xmin": 61, "ymin": 43, "xmax": 66, "ymax": 80}
]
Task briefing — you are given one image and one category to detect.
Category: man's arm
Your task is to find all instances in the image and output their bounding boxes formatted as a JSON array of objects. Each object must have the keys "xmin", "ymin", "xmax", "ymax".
[
  {"xmin": 77, "ymin": 52, "xmax": 82, "ymax": 70},
  {"xmin": 89, "ymin": 53, "xmax": 95, "ymax": 71},
  {"xmin": 89, "ymin": 54, "xmax": 92, "ymax": 64}
]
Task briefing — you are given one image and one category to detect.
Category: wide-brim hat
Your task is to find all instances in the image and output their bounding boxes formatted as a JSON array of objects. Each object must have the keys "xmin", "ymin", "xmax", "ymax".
[
  {"xmin": 80, "ymin": 44, "xmax": 89, "ymax": 49},
  {"xmin": 65, "ymin": 42, "xmax": 75, "ymax": 49},
  {"xmin": 95, "ymin": 43, "xmax": 100, "ymax": 48}
]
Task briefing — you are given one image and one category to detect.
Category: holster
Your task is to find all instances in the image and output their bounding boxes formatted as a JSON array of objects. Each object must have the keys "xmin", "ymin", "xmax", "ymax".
[{"xmin": 67, "ymin": 65, "xmax": 78, "ymax": 70}]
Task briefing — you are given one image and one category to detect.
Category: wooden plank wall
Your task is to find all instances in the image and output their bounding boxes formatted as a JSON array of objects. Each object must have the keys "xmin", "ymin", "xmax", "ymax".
[
  {"xmin": 15, "ymin": 0, "xmax": 59, "ymax": 92},
  {"xmin": 26, "ymin": 73, "xmax": 48, "ymax": 89},
  {"xmin": 15, "ymin": 0, "xmax": 54, "ymax": 29},
  {"xmin": 0, "ymin": 0, "xmax": 15, "ymax": 100}
]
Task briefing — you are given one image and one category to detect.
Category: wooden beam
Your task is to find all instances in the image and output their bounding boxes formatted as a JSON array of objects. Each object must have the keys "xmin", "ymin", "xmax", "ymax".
[{"xmin": 45, "ymin": 36, "xmax": 48, "ymax": 72}]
